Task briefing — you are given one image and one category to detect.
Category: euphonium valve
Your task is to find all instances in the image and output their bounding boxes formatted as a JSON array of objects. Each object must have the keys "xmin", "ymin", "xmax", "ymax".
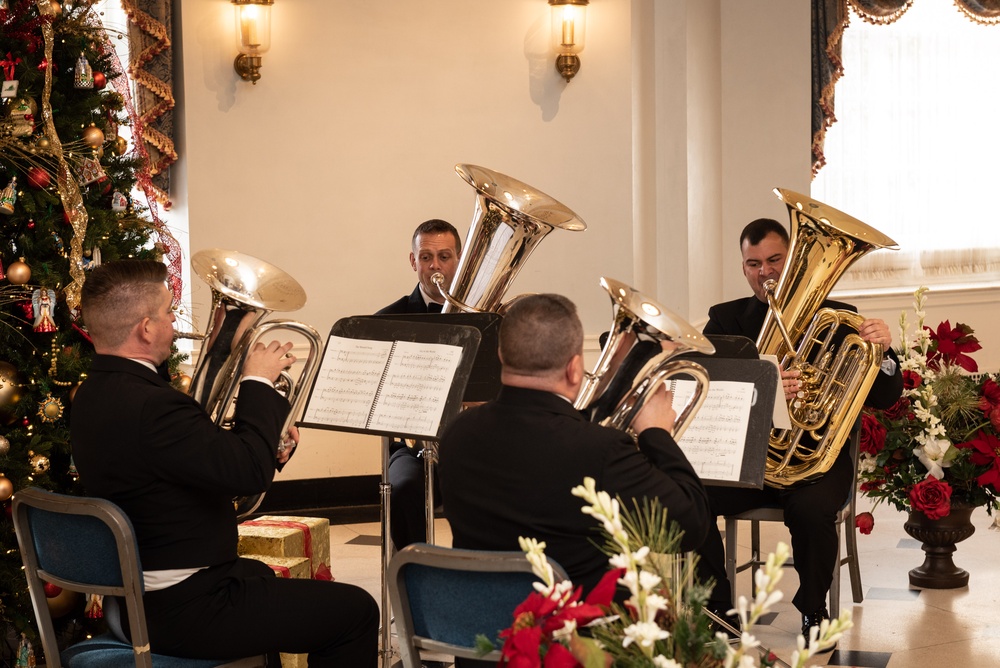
[
  {"xmin": 760, "ymin": 189, "xmax": 898, "ymax": 488},
  {"xmin": 575, "ymin": 277, "xmax": 715, "ymax": 441},
  {"xmin": 431, "ymin": 164, "xmax": 586, "ymax": 313}
]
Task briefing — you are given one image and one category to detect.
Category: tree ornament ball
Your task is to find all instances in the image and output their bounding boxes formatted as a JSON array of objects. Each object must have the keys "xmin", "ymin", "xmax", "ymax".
[
  {"xmin": 6, "ymin": 260, "xmax": 31, "ymax": 285},
  {"xmin": 173, "ymin": 373, "xmax": 192, "ymax": 393},
  {"xmin": 82, "ymin": 124, "xmax": 104, "ymax": 148},
  {"xmin": 44, "ymin": 582, "xmax": 62, "ymax": 598},
  {"xmin": 27, "ymin": 166, "xmax": 50, "ymax": 189},
  {"xmin": 0, "ymin": 475, "xmax": 12, "ymax": 502},
  {"xmin": 0, "ymin": 435, "xmax": 9, "ymax": 455},
  {"xmin": 0, "ymin": 361, "xmax": 26, "ymax": 425},
  {"xmin": 49, "ymin": 1, "xmax": 62, "ymax": 17},
  {"xmin": 36, "ymin": 136, "xmax": 51, "ymax": 151},
  {"xmin": 30, "ymin": 453, "xmax": 51, "ymax": 474},
  {"xmin": 93, "ymin": 71, "xmax": 107, "ymax": 89},
  {"xmin": 112, "ymin": 135, "xmax": 128, "ymax": 156},
  {"xmin": 47, "ymin": 588, "xmax": 82, "ymax": 619}
]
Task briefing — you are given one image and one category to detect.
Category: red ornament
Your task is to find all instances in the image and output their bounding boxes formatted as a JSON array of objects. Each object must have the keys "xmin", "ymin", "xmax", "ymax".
[
  {"xmin": 26, "ymin": 220, "xmax": 35, "ymax": 230},
  {"xmin": 44, "ymin": 582, "xmax": 62, "ymax": 598},
  {"xmin": 92, "ymin": 71, "xmax": 106, "ymax": 89},
  {"xmin": 62, "ymin": 210, "xmax": 72, "ymax": 225},
  {"xmin": 38, "ymin": 58, "xmax": 49, "ymax": 71},
  {"xmin": 27, "ymin": 167, "xmax": 50, "ymax": 189}
]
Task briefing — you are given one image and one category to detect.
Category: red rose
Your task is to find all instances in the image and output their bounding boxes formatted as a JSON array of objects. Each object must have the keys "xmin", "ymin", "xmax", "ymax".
[
  {"xmin": 860, "ymin": 413, "xmax": 887, "ymax": 455},
  {"xmin": 881, "ymin": 396, "xmax": 911, "ymax": 420},
  {"xmin": 978, "ymin": 379, "xmax": 1000, "ymax": 430},
  {"xmin": 859, "ymin": 480, "xmax": 883, "ymax": 492},
  {"xmin": 902, "ymin": 370, "xmax": 922, "ymax": 390},
  {"xmin": 855, "ymin": 511, "xmax": 874, "ymax": 535},
  {"xmin": 908, "ymin": 477, "xmax": 953, "ymax": 519}
]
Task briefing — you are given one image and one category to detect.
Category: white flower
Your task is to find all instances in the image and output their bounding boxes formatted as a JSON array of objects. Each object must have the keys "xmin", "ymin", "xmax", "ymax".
[
  {"xmin": 551, "ymin": 618, "xmax": 577, "ymax": 641},
  {"xmin": 622, "ymin": 621, "xmax": 669, "ymax": 649},
  {"xmin": 638, "ymin": 570, "xmax": 662, "ymax": 591},
  {"xmin": 652, "ymin": 656, "xmax": 683, "ymax": 668},
  {"xmin": 859, "ymin": 453, "xmax": 877, "ymax": 474},
  {"xmin": 915, "ymin": 438, "xmax": 953, "ymax": 479}
]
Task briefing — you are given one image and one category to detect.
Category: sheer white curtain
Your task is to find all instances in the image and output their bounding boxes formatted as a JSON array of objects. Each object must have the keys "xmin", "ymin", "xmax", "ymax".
[{"xmin": 812, "ymin": 1, "xmax": 1000, "ymax": 290}]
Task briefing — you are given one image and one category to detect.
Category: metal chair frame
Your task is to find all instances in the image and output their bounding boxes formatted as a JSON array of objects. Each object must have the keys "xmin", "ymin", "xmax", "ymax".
[
  {"xmin": 12, "ymin": 487, "xmax": 264, "ymax": 668},
  {"xmin": 387, "ymin": 542, "xmax": 569, "ymax": 668}
]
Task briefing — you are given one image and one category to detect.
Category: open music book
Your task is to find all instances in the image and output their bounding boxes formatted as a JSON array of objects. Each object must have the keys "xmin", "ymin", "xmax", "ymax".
[{"xmin": 302, "ymin": 335, "xmax": 463, "ymax": 437}]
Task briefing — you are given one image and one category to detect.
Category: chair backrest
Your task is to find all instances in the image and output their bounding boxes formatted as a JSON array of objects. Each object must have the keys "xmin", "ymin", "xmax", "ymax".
[
  {"xmin": 12, "ymin": 487, "xmax": 154, "ymax": 668},
  {"xmin": 387, "ymin": 543, "xmax": 570, "ymax": 668}
]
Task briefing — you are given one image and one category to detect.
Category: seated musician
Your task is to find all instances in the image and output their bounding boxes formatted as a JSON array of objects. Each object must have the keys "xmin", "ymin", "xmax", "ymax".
[
  {"xmin": 71, "ymin": 260, "xmax": 378, "ymax": 666},
  {"xmin": 695, "ymin": 218, "xmax": 903, "ymax": 647},
  {"xmin": 437, "ymin": 293, "xmax": 711, "ymax": 596},
  {"xmin": 376, "ymin": 218, "xmax": 462, "ymax": 551}
]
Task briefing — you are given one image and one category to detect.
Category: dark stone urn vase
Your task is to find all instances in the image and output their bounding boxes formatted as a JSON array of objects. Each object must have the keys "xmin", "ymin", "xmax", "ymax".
[{"xmin": 903, "ymin": 502, "xmax": 976, "ymax": 588}]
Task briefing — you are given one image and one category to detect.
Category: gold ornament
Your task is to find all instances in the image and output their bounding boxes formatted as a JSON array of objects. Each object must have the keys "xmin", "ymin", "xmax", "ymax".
[
  {"xmin": 36, "ymin": 136, "xmax": 51, "ymax": 151},
  {"xmin": 0, "ymin": 474, "xmax": 12, "ymax": 502},
  {"xmin": 82, "ymin": 124, "xmax": 104, "ymax": 148},
  {"xmin": 49, "ymin": 1, "xmax": 62, "ymax": 18},
  {"xmin": 0, "ymin": 361, "xmax": 26, "ymax": 426},
  {"xmin": 173, "ymin": 373, "xmax": 192, "ymax": 393},
  {"xmin": 46, "ymin": 588, "xmax": 82, "ymax": 618},
  {"xmin": 0, "ymin": 435, "xmax": 9, "ymax": 455},
  {"xmin": 29, "ymin": 452, "xmax": 51, "ymax": 474},
  {"xmin": 112, "ymin": 135, "xmax": 128, "ymax": 156},
  {"xmin": 6, "ymin": 259, "xmax": 31, "ymax": 285},
  {"xmin": 37, "ymin": 393, "xmax": 64, "ymax": 423}
]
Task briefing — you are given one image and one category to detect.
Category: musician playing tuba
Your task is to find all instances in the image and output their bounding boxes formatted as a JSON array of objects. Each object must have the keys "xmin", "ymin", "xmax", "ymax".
[{"xmin": 694, "ymin": 218, "xmax": 903, "ymax": 649}]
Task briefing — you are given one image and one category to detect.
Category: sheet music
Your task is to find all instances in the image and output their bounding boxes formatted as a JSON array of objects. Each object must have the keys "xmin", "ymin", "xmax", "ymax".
[
  {"xmin": 671, "ymin": 379, "xmax": 754, "ymax": 482},
  {"xmin": 302, "ymin": 335, "xmax": 462, "ymax": 437}
]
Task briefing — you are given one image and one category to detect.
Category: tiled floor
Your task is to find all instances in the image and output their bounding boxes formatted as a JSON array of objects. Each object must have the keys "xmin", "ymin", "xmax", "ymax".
[{"xmin": 328, "ymin": 495, "xmax": 1000, "ymax": 667}]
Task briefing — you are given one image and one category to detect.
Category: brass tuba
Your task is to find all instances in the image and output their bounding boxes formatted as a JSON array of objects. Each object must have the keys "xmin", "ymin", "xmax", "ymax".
[
  {"xmin": 760, "ymin": 189, "xmax": 898, "ymax": 488},
  {"xmin": 187, "ymin": 249, "xmax": 323, "ymax": 517},
  {"xmin": 574, "ymin": 277, "xmax": 715, "ymax": 441},
  {"xmin": 432, "ymin": 164, "xmax": 586, "ymax": 313}
]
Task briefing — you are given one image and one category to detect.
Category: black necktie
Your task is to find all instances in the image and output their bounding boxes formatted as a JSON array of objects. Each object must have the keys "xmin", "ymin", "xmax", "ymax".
[{"xmin": 427, "ymin": 302, "xmax": 443, "ymax": 313}]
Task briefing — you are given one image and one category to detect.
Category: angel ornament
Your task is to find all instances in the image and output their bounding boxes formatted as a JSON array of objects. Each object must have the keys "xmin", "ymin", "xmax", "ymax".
[{"xmin": 32, "ymin": 288, "xmax": 57, "ymax": 333}]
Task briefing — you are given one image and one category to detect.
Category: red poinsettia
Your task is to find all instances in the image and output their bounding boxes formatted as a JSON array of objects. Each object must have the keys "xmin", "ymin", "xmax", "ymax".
[
  {"xmin": 978, "ymin": 378, "xmax": 1000, "ymax": 432},
  {"xmin": 908, "ymin": 476, "xmax": 953, "ymax": 520},
  {"xmin": 925, "ymin": 321, "xmax": 981, "ymax": 372},
  {"xmin": 955, "ymin": 430, "xmax": 1000, "ymax": 489},
  {"xmin": 498, "ymin": 568, "xmax": 623, "ymax": 668}
]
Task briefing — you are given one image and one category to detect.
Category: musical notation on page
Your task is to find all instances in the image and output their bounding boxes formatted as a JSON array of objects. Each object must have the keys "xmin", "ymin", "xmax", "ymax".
[
  {"xmin": 302, "ymin": 335, "xmax": 462, "ymax": 437},
  {"xmin": 671, "ymin": 379, "xmax": 754, "ymax": 482}
]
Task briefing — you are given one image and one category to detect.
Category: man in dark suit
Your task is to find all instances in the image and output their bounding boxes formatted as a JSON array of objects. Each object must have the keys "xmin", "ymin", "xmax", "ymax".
[
  {"xmin": 697, "ymin": 218, "xmax": 903, "ymax": 646},
  {"xmin": 71, "ymin": 260, "xmax": 378, "ymax": 666},
  {"xmin": 438, "ymin": 294, "xmax": 712, "ymax": 595},
  {"xmin": 376, "ymin": 219, "xmax": 462, "ymax": 552}
]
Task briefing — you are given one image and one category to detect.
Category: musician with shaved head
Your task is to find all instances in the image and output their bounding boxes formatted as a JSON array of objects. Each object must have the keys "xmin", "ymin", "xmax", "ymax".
[
  {"xmin": 72, "ymin": 259, "xmax": 378, "ymax": 666},
  {"xmin": 438, "ymin": 293, "xmax": 711, "ymax": 596}
]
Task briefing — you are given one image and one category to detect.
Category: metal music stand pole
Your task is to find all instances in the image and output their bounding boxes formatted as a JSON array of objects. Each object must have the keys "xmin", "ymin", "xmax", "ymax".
[
  {"xmin": 422, "ymin": 440, "xmax": 438, "ymax": 545},
  {"xmin": 379, "ymin": 435, "xmax": 395, "ymax": 668}
]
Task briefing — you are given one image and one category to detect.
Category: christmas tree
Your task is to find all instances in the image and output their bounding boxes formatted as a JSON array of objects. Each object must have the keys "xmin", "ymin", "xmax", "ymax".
[{"xmin": 1, "ymin": 0, "xmax": 182, "ymax": 658}]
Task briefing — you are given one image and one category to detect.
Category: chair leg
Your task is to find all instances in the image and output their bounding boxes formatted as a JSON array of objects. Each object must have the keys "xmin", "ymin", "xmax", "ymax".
[
  {"xmin": 830, "ymin": 522, "xmax": 842, "ymax": 619},
  {"xmin": 845, "ymin": 505, "xmax": 864, "ymax": 604},
  {"xmin": 750, "ymin": 520, "xmax": 761, "ymax": 599},
  {"xmin": 725, "ymin": 517, "xmax": 738, "ymax": 610}
]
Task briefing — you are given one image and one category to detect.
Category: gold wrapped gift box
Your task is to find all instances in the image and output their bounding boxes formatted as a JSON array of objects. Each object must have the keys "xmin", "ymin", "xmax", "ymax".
[{"xmin": 237, "ymin": 515, "xmax": 332, "ymax": 580}]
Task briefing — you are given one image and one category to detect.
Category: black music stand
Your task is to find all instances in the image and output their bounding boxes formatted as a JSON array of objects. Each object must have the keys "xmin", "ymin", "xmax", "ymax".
[
  {"xmin": 298, "ymin": 315, "xmax": 482, "ymax": 668},
  {"xmin": 674, "ymin": 335, "xmax": 778, "ymax": 488}
]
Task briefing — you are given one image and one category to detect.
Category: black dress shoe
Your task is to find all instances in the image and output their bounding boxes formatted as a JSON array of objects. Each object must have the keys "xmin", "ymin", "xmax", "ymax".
[
  {"xmin": 801, "ymin": 607, "xmax": 835, "ymax": 653},
  {"xmin": 706, "ymin": 602, "xmax": 742, "ymax": 640}
]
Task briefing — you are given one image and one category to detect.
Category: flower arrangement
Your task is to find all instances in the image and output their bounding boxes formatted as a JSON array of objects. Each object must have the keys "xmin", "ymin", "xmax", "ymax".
[
  {"xmin": 856, "ymin": 287, "xmax": 1000, "ymax": 531},
  {"xmin": 481, "ymin": 477, "xmax": 851, "ymax": 667}
]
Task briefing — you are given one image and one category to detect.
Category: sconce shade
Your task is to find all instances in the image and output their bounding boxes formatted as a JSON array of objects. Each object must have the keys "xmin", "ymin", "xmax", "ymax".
[
  {"xmin": 548, "ymin": 0, "xmax": 588, "ymax": 82},
  {"xmin": 232, "ymin": 0, "xmax": 273, "ymax": 84}
]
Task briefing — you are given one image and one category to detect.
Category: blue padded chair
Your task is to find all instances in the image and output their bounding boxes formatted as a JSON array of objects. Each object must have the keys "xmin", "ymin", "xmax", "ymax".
[
  {"xmin": 387, "ymin": 543, "xmax": 570, "ymax": 668},
  {"xmin": 723, "ymin": 423, "xmax": 864, "ymax": 618},
  {"xmin": 12, "ymin": 487, "xmax": 266, "ymax": 668}
]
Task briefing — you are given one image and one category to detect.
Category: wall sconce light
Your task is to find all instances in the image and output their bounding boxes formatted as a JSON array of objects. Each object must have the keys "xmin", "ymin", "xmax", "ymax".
[
  {"xmin": 548, "ymin": 0, "xmax": 588, "ymax": 82},
  {"xmin": 232, "ymin": 0, "xmax": 273, "ymax": 85}
]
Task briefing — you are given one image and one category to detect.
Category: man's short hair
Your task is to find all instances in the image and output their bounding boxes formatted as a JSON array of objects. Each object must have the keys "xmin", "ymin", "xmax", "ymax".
[
  {"xmin": 81, "ymin": 260, "xmax": 168, "ymax": 350},
  {"xmin": 411, "ymin": 219, "xmax": 462, "ymax": 256},
  {"xmin": 499, "ymin": 294, "xmax": 583, "ymax": 376},
  {"xmin": 739, "ymin": 218, "xmax": 789, "ymax": 248}
]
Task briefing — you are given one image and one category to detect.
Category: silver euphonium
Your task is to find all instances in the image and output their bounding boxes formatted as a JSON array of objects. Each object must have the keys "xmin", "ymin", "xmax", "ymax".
[
  {"xmin": 187, "ymin": 249, "xmax": 323, "ymax": 518},
  {"xmin": 574, "ymin": 277, "xmax": 716, "ymax": 441},
  {"xmin": 431, "ymin": 164, "xmax": 586, "ymax": 313}
]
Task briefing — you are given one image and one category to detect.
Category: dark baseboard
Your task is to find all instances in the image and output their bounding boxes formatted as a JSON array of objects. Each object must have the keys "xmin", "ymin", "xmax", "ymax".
[{"xmin": 252, "ymin": 475, "xmax": 380, "ymax": 524}]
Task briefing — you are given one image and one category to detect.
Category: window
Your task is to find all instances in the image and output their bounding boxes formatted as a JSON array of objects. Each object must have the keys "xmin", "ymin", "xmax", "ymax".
[{"xmin": 812, "ymin": 2, "xmax": 1000, "ymax": 290}]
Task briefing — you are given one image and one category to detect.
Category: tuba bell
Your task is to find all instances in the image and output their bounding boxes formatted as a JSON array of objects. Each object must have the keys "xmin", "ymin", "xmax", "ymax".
[
  {"xmin": 760, "ymin": 188, "xmax": 898, "ymax": 488},
  {"xmin": 431, "ymin": 164, "xmax": 586, "ymax": 313},
  {"xmin": 574, "ymin": 277, "xmax": 715, "ymax": 441},
  {"xmin": 187, "ymin": 249, "xmax": 323, "ymax": 517}
]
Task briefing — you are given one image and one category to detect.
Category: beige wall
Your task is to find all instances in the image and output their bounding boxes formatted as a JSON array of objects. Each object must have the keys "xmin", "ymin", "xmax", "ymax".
[{"xmin": 174, "ymin": 0, "xmax": 1000, "ymax": 482}]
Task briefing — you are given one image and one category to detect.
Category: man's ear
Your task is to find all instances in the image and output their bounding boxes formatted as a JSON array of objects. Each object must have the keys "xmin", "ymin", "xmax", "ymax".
[
  {"xmin": 566, "ymin": 353, "xmax": 584, "ymax": 387},
  {"xmin": 409, "ymin": 252, "xmax": 417, "ymax": 272},
  {"xmin": 134, "ymin": 317, "xmax": 153, "ymax": 344}
]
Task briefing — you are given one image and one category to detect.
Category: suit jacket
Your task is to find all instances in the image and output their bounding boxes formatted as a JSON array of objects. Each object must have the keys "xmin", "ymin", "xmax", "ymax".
[
  {"xmin": 704, "ymin": 296, "xmax": 903, "ymax": 409},
  {"xmin": 377, "ymin": 285, "xmax": 432, "ymax": 315},
  {"xmin": 70, "ymin": 355, "xmax": 289, "ymax": 571},
  {"xmin": 437, "ymin": 386, "xmax": 711, "ymax": 593}
]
